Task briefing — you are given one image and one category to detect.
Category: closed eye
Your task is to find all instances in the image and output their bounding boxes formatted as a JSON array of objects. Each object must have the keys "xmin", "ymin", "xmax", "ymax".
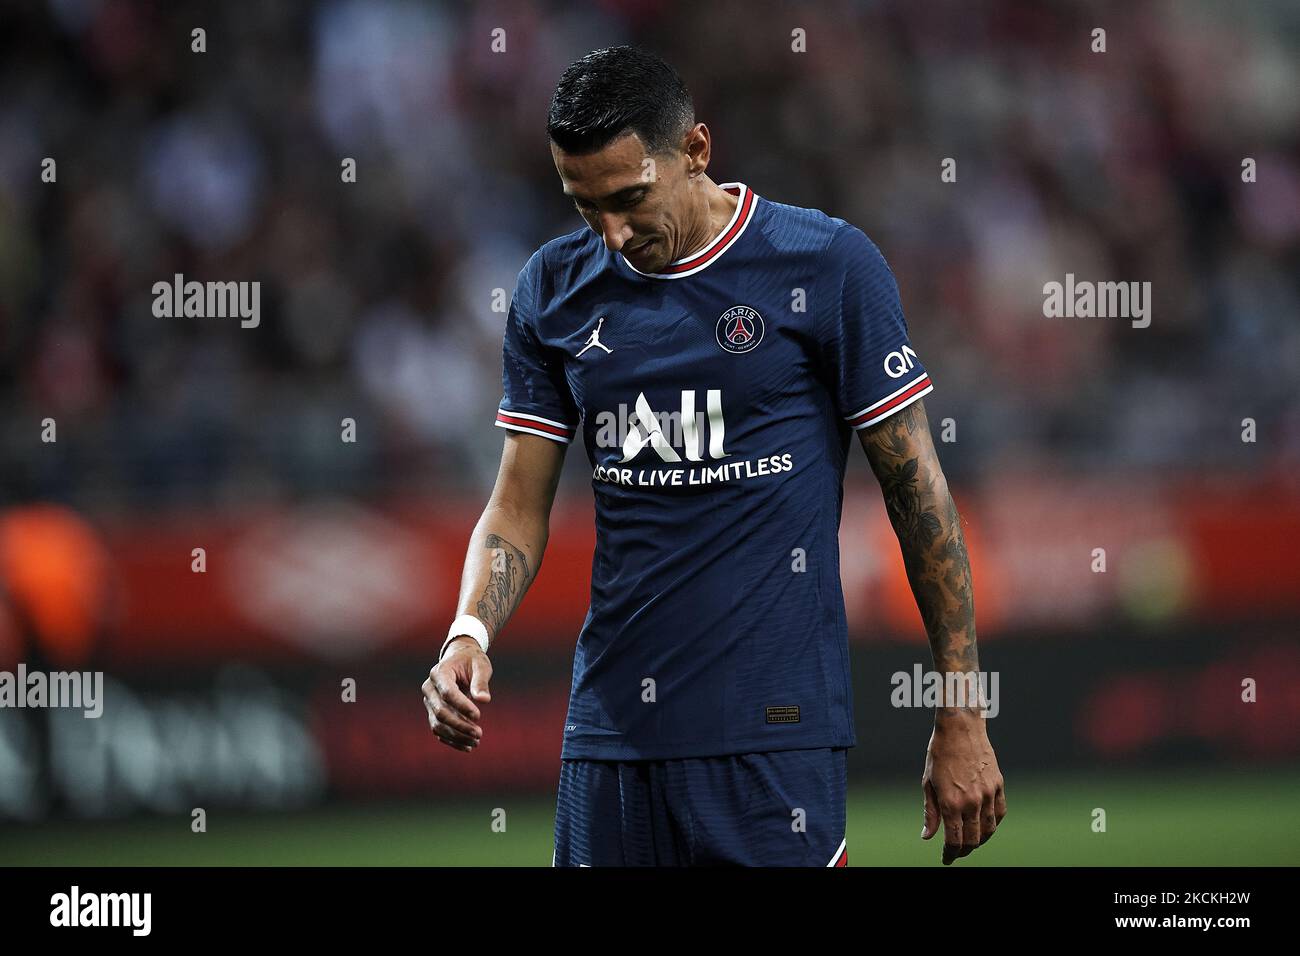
[{"xmin": 573, "ymin": 192, "xmax": 646, "ymax": 214}]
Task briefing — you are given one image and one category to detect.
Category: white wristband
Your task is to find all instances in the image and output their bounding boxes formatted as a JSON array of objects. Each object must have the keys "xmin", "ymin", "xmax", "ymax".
[{"xmin": 440, "ymin": 615, "xmax": 490, "ymax": 661}]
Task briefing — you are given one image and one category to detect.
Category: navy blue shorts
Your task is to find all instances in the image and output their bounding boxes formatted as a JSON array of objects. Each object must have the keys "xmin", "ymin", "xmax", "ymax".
[{"xmin": 553, "ymin": 747, "xmax": 849, "ymax": 867}]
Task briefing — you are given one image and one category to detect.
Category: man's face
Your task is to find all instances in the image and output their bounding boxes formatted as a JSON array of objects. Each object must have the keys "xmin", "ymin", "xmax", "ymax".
[{"xmin": 551, "ymin": 131, "xmax": 688, "ymax": 273}]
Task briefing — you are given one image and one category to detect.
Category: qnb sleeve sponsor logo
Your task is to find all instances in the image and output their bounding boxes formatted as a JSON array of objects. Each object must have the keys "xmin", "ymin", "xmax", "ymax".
[
  {"xmin": 883, "ymin": 344, "xmax": 918, "ymax": 379},
  {"xmin": 50, "ymin": 887, "xmax": 151, "ymax": 936},
  {"xmin": 617, "ymin": 389, "xmax": 728, "ymax": 463}
]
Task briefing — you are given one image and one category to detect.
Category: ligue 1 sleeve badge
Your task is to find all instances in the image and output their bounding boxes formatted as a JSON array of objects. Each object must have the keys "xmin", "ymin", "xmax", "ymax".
[{"xmin": 716, "ymin": 305, "xmax": 765, "ymax": 353}]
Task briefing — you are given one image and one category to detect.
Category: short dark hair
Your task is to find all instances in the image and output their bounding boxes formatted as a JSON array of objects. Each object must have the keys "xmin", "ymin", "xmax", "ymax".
[{"xmin": 547, "ymin": 46, "xmax": 694, "ymax": 156}]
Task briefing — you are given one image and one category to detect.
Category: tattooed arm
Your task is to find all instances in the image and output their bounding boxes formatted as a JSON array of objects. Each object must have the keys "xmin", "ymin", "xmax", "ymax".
[
  {"xmin": 857, "ymin": 398, "xmax": 1007, "ymax": 862},
  {"xmin": 423, "ymin": 431, "xmax": 567, "ymax": 753},
  {"xmin": 858, "ymin": 399, "xmax": 977, "ymax": 682},
  {"xmin": 455, "ymin": 430, "xmax": 565, "ymax": 643}
]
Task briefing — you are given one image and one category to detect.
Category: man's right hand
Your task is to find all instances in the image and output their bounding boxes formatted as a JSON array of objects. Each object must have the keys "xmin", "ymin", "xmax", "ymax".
[{"xmin": 422, "ymin": 636, "xmax": 493, "ymax": 752}]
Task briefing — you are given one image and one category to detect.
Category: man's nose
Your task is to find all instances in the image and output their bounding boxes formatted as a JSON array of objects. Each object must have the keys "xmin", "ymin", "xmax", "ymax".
[{"xmin": 598, "ymin": 213, "xmax": 632, "ymax": 251}]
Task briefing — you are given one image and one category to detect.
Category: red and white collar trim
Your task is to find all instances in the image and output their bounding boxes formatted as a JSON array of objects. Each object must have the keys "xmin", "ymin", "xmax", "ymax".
[{"xmin": 619, "ymin": 182, "xmax": 757, "ymax": 279}]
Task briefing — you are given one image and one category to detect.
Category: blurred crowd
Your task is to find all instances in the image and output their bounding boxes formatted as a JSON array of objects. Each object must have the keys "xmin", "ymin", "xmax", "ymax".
[{"xmin": 1, "ymin": 0, "xmax": 1297, "ymax": 513}]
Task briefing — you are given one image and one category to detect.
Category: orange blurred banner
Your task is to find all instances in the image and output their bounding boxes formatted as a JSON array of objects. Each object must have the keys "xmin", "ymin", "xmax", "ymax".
[{"xmin": 4, "ymin": 476, "xmax": 1290, "ymax": 666}]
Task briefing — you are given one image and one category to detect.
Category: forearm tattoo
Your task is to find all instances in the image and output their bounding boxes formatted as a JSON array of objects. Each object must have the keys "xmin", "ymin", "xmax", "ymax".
[
  {"xmin": 476, "ymin": 533, "xmax": 531, "ymax": 637},
  {"xmin": 861, "ymin": 402, "xmax": 978, "ymax": 682}
]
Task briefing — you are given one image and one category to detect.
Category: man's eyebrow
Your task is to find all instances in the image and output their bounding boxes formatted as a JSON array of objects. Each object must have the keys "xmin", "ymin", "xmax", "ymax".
[{"xmin": 564, "ymin": 183, "xmax": 649, "ymax": 203}]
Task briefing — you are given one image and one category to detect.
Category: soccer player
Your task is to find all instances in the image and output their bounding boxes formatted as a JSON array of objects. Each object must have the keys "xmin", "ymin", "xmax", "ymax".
[{"xmin": 422, "ymin": 45, "xmax": 1006, "ymax": 866}]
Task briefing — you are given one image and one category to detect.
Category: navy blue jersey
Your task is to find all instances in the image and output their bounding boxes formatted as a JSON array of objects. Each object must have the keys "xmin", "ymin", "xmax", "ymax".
[{"xmin": 496, "ymin": 182, "xmax": 933, "ymax": 760}]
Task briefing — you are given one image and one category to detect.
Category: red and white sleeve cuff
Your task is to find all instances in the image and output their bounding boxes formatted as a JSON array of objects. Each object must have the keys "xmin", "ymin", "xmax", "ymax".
[
  {"xmin": 495, "ymin": 409, "xmax": 577, "ymax": 444},
  {"xmin": 844, "ymin": 373, "xmax": 933, "ymax": 430}
]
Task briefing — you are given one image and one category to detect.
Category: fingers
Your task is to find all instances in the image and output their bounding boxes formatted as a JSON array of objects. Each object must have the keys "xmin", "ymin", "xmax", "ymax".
[
  {"xmin": 977, "ymin": 776, "xmax": 1007, "ymax": 848},
  {"xmin": 942, "ymin": 819, "xmax": 963, "ymax": 865},
  {"xmin": 927, "ymin": 780, "xmax": 979, "ymax": 865},
  {"xmin": 423, "ymin": 692, "xmax": 479, "ymax": 751},
  {"xmin": 434, "ymin": 666, "xmax": 482, "ymax": 723},
  {"xmin": 956, "ymin": 804, "xmax": 981, "ymax": 861},
  {"xmin": 960, "ymin": 778, "xmax": 1006, "ymax": 852},
  {"xmin": 937, "ymin": 779, "xmax": 1007, "ymax": 864},
  {"xmin": 421, "ymin": 662, "xmax": 487, "ymax": 752},
  {"xmin": 924, "ymin": 775, "xmax": 969, "ymax": 865},
  {"xmin": 980, "ymin": 777, "xmax": 1005, "ymax": 844},
  {"xmin": 469, "ymin": 657, "xmax": 493, "ymax": 703},
  {"xmin": 434, "ymin": 682, "xmax": 483, "ymax": 737},
  {"xmin": 978, "ymin": 805, "xmax": 997, "ymax": 847},
  {"xmin": 921, "ymin": 778, "xmax": 940, "ymax": 840}
]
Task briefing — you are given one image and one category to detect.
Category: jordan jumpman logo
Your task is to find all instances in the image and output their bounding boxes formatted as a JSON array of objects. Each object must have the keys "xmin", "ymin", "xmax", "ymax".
[{"xmin": 577, "ymin": 317, "xmax": 613, "ymax": 356}]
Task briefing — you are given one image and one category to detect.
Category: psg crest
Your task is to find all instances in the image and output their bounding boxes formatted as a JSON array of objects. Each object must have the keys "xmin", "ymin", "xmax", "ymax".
[{"xmin": 715, "ymin": 305, "xmax": 765, "ymax": 354}]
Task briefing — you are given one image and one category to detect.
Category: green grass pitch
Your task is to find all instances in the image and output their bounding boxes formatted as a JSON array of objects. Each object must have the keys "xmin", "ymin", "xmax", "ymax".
[{"xmin": 2, "ymin": 768, "xmax": 1295, "ymax": 866}]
